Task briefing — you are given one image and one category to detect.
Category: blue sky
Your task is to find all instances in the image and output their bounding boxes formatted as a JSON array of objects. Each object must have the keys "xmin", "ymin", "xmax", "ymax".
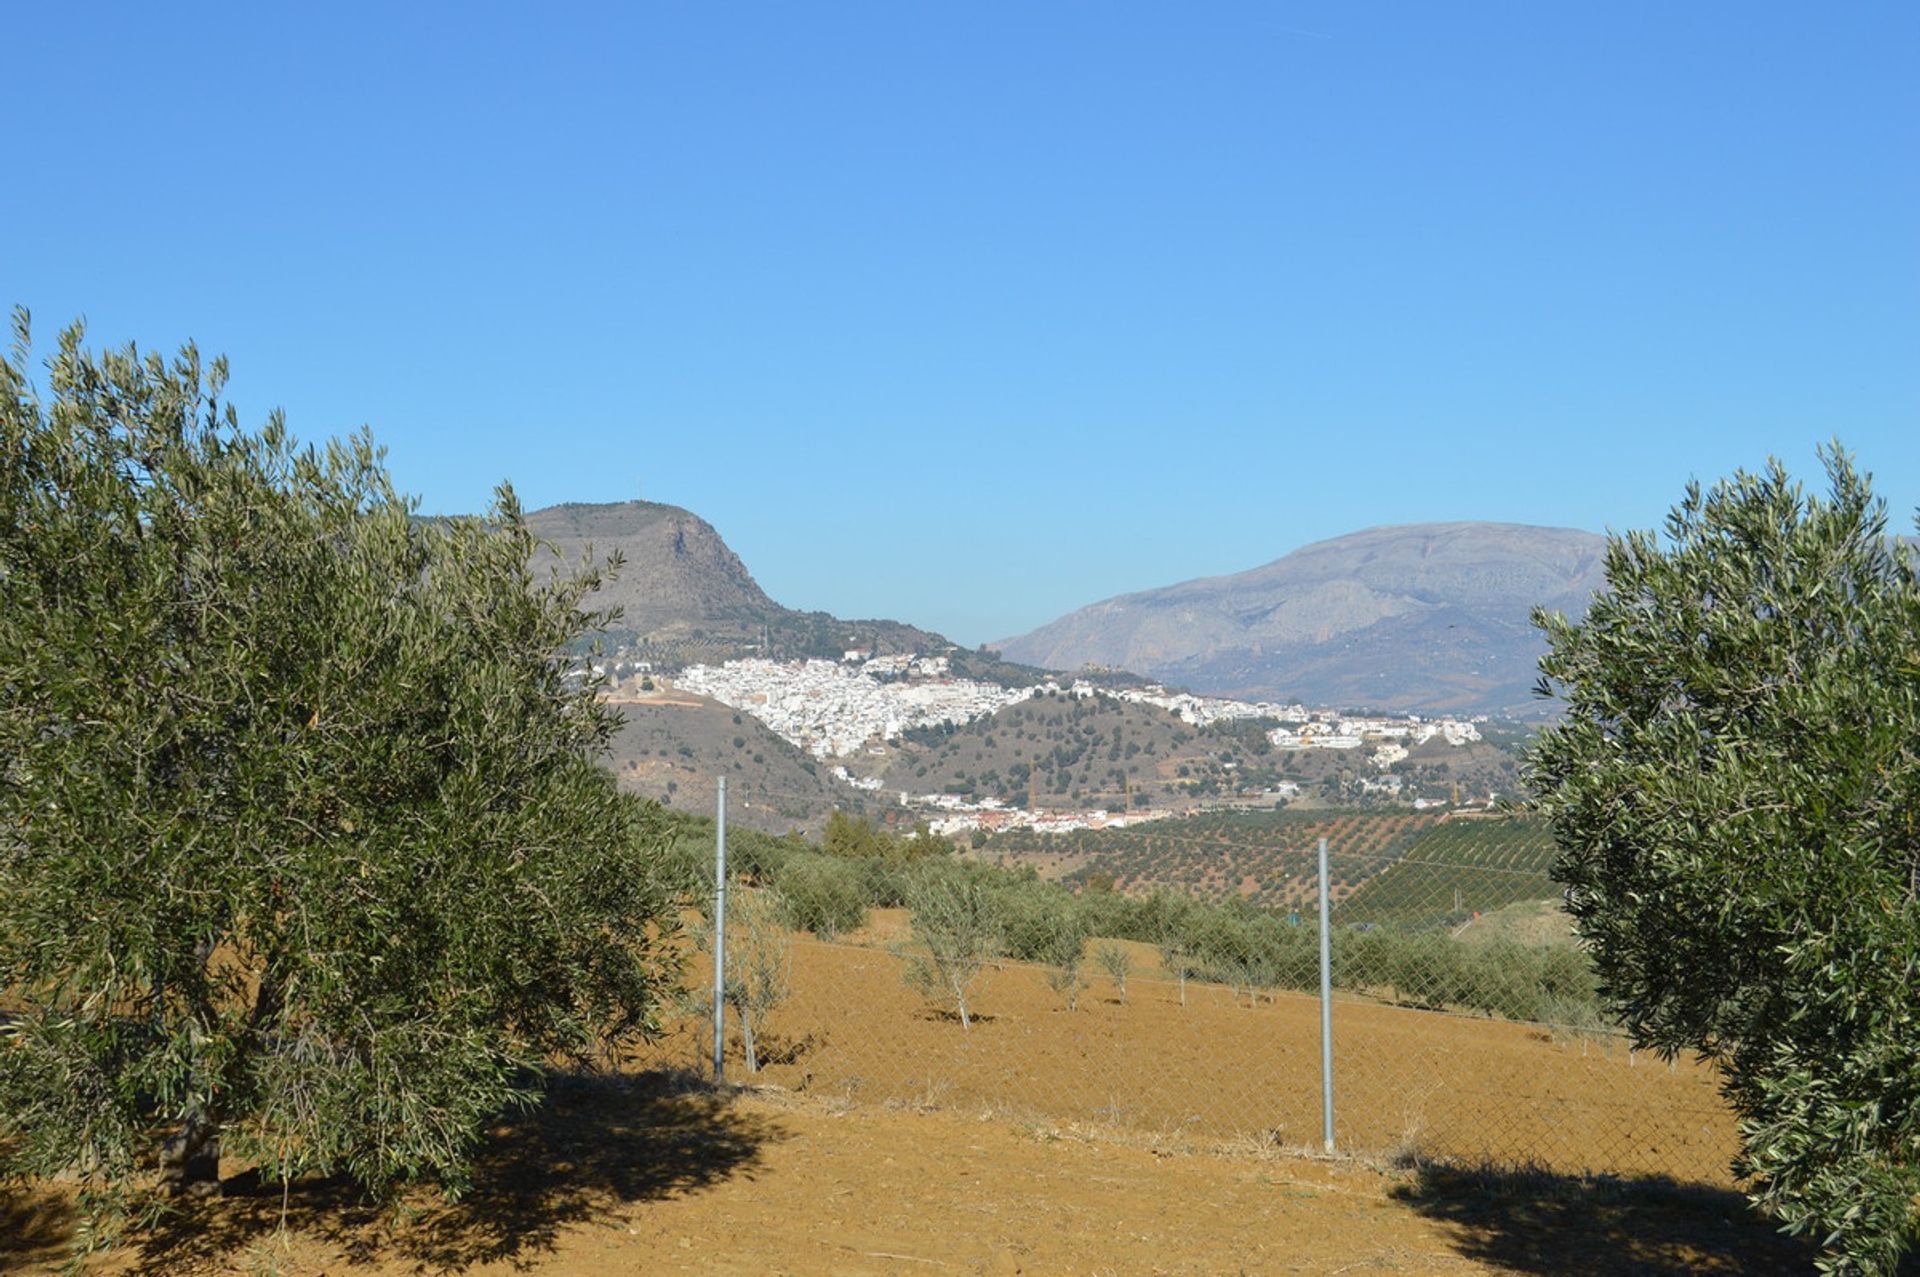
[{"xmin": 7, "ymin": 3, "xmax": 1916, "ymax": 644}]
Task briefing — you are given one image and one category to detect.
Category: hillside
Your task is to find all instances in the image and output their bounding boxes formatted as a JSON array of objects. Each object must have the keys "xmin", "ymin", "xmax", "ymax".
[
  {"xmin": 604, "ymin": 689, "xmax": 884, "ymax": 834},
  {"xmin": 975, "ymin": 808, "xmax": 1445, "ymax": 907},
  {"xmin": 9, "ymin": 951, "xmax": 1776, "ymax": 1275},
  {"xmin": 527, "ymin": 501, "xmax": 776, "ymax": 642},
  {"xmin": 992, "ymin": 522, "xmax": 1607, "ymax": 716},
  {"xmin": 850, "ymin": 691, "xmax": 1229, "ymax": 813},
  {"xmin": 970, "ymin": 808, "xmax": 1561, "ymax": 921},
  {"xmin": 844, "ymin": 689, "xmax": 1454, "ymax": 814},
  {"xmin": 1337, "ymin": 813, "xmax": 1561, "ymax": 925}
]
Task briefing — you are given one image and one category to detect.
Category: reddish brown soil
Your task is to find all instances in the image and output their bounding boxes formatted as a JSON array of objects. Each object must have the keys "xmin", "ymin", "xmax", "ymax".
[
  {"xmin": 644, "ymin": 918, "xmax": 1738, "ymax": 1187},
  {"xmin": 5, "ymin": 1080, "xmax": 1809, "ymax": 1276},
  {"xmin": 4, "ymin": 917, "xmax": 1808, "ymax": 1275}
]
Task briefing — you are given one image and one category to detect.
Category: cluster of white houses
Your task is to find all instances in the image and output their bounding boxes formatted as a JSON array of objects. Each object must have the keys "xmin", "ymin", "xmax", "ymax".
[
  {"xmin": 900, "ymin": 789, "xmax": 1179, "ymax": 837},
  {"xmin": 674, "ymin": 656, "xmax": 1031, "ymax": 758},
  {"xmin": 664, "ymin": 652, "xmax": 1483, "ymax": 799},
  {"xmin": 1268, "ymin": 715, "xmax": 1482, "ymax": 763}
]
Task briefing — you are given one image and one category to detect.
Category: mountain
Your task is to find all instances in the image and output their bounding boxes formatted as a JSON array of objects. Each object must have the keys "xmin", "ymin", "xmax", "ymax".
[
  {"xmin": 526, "ymin": 500, "xmax": 948, "ymax": 666},
  {"xmin": 990, "ymin": 523, "xmax": 1608, "ymax": 716},
  {"xmin": 527, "ymin": 501, "xmax": 778, "ymax": 639}
]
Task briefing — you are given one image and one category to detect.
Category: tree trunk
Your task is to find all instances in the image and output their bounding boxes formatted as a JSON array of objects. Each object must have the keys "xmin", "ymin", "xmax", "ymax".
[
  {"xmin": 159, "ymin": 1109, "xmax": 221, "ymax": 1197},
  {"xmin": 160, "ymin": 938, "xmax": 231, "ymax": 1196}
]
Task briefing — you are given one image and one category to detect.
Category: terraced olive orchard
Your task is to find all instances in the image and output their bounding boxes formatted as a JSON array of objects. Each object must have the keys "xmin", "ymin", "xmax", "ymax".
[{"xmin": 974, "ymin": 809, "xmax": 1564, "ymax": 926}]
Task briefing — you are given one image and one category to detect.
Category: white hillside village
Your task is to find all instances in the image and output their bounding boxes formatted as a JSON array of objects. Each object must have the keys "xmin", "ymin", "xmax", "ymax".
[{"xmin": 602, "ymin": 650, "xmax": 1483, "ymax": 835}]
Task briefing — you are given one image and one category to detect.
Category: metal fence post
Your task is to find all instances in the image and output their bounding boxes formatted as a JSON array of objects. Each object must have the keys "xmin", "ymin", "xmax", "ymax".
[
  {"xmin": 712, "ymin": 775, "xmax": 728, "ymax": 1086},
  {"xmin": 1317, "ymin": 835, "xmax": 1335, "ymax": 1153}
]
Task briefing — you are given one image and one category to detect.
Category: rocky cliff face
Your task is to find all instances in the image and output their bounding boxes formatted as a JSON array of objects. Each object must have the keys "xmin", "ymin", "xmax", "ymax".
[
  {"xmin": 524, "ymin": 500, "xmax": 948, "ymax": 663},
  {"xmin": 992, "ymin": 523, "xmax": 1608, "ymax": 716},
  {"xmin": 527, "ymin": 501, "xmax": 779, "ymax": 639}
]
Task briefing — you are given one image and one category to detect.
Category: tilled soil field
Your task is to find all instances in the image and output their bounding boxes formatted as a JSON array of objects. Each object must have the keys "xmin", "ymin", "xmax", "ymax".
[
  {"xmin": 7, "ymin": 1078, "xmax": 1809, "ymax": 1276},
  {"xmin": 639, "ymin": 915, "xmax": 1738, "ymax": 1186},
  {"xmin": 6, "ymin": 915, "xmax": 1802, "ymax": 1275}
]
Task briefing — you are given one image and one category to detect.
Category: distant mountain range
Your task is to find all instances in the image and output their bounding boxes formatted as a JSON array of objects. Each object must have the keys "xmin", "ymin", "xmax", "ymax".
[{"xmin": 990, "ymin": 523, "xmax": 1608, "ymax": 717}]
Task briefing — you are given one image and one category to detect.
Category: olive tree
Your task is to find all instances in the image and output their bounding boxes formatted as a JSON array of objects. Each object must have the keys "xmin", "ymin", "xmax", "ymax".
[
  {"xmin": 1526, "ymin": 448, "xmax": 1919, "ymax": 1275},
  {"xmin": 1095, "ymin": 943, "xmax": 1132, "ymax": 1004},
  {"xmin": 1037, "ymin": 909, "xmax": 1090, "ymax": 1013},
  {"xmin": 0, "ymin": 315, "xmax": 681, "ymax": 1247},
  {"xmin": 901, "ymin": 865, "xmax": 996, "ymax": 1029},
  {"xmin": 1138, "ymin": 889, "xmax": 1198, "ymax": 1006},
  {"xmin": 691, "ymin": 883, "xmax": 791, "ymax": 1074}
]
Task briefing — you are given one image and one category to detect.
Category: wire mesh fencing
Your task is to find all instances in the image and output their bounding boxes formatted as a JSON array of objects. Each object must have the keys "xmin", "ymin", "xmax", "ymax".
[
  {"xmin": 1321, "ymin": 837, "xmax": 1734, "ymax": 1182},
  {"xmin": 634, "ymin": 810, "xmax": 1739, "ymax": 1189}
]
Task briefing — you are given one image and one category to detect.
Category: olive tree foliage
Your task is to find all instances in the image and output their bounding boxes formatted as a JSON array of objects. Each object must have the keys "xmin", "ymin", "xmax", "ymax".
[
  {"xmin": 1096, "ymin": 943, "xmax": 1132, "ymax": 1003},
  {"xmin": 901, "ymin": 865, "xmax": 997, "ymax": 1029},
  {"xmin": 689, "ymin": 884, "xmax": 791, "ymax": 1074},
  {"xmin": 1138, "ymin": 889, "xmax": 1199, "ymax": 1007},
  {"xmin": 0, "ymin": 315, "xmax": 681, "ymax": 1243},
  {"xmin": 1036, "ymin": 908, "xmax": 1089, "ymax": 1013},
  {"xmin": 1525, "ymin": 449, "xmax": 1919, "ymax": 1275}
]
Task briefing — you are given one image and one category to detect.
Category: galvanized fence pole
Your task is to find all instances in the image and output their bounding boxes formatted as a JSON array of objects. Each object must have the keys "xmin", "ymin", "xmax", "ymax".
[
  {"xmin": 712, "ymin": 776, "xmax": 728, "ymax": 1086},
  {"xmin": 1317, "ymin": 835, "xmax": 1335, "ymax": 1152}
]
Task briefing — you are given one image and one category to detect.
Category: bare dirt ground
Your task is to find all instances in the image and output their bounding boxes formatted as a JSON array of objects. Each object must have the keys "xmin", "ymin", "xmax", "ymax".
[
  {"xmin": 4, "ymin": 917, "xmax": 1818, "ymax": 1275},
  {"xmin": 641, "ymin": 912, "xmax": 1739, "ymax": 1186},
  {"xmin": 4, "ymin": 1075, "xmax": 1813, "ymax": 1276}
]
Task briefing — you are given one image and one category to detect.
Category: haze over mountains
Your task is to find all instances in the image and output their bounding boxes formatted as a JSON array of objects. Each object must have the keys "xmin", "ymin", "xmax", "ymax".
[
  {"xmin": 991, "ymin": 523, "xmax": 1607, "ymax": 716},
  {"xmin": 528, "ymin": 501, "xmax": 1606, "ymax": 717}
]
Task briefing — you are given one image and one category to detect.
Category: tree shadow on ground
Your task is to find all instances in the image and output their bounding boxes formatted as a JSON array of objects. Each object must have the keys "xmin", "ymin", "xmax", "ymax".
[
  {"xmin": 918, "ymin": 1008, "xmax": 996, "ymax": 1025},
  {"xmin": 124, "ymin": 1067, "xmax": 780, "ymax": 1274},
  {"xmin": 1390, "ymin": 1162, "xmax": 1832, "ymax": 1276},
  {"xmin": 0, "ymin": 1192, "xmax": 74, "ymax": 1271}
]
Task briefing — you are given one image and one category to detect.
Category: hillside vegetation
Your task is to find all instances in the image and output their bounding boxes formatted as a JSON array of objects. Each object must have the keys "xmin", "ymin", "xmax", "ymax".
[
  {"xmin": 657, "ymin": 806, "xmax": 1604, "ymax": 1033},
  {"xmin": 860, "ymin": 690, "xmax": 1229, "ymax": 811},
  {"xmin": 605, "ymin": 692, "xmax": 883, "ymax": 833},
  {"xmin": 978, "ymin": 809, "xmax": 1436, "ymax": 906},
  {"xmin": 1338, "ymin": 814, "xmax": 1562, "ymax": 925},
  {"xmin": 973, "ymin": 809, "xmax": 1564, "ymax": 928},
  {"xmin": 855, "ymin": 689, "xmax": 1430, "ymax": 813}
]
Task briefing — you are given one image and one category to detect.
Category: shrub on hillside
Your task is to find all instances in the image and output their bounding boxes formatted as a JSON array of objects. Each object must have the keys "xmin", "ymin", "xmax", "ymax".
[
  {"xmin": 730, "ymin": 828, "xmax": 809, "ymax": 884},
  {"xmin": 1187, "ymin": 904, "xmax": 1317, "ymax": 1004},
  {"xmin": 994, "ymin": 883, "xmax": 1085, "ymax": 964},
  {"xmin": 1096, "ymin": 944, "xmax": 1133, "ymax": 1003},
  {"xmin": 719, "ymin": 887, "xmax": 792, "ymax": 1074}
]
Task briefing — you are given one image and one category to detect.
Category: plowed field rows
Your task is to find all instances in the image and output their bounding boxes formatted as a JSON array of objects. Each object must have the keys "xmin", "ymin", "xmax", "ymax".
[{"xmin": 633, "ymin": 929, "xmax": 1737, "ymax": 1187}]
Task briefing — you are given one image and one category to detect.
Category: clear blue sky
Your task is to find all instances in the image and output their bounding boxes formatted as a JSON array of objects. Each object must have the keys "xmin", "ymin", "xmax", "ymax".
[{"xmin": 8, "ymin": 3, "xmax": 1916, "ymax": 645}]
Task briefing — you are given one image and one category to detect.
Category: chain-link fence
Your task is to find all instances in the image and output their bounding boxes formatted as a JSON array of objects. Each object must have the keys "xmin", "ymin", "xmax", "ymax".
[{"xmin": 634, "ymin": 803, "xmax": 1737, "ymax": 1189}]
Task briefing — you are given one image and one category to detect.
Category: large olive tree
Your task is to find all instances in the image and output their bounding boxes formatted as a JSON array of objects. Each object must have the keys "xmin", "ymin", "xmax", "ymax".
[
  {"xmin": 0, "ymin": 313, "xmax": 680, "ymax": 1248},
  {"xmin": 1526, "ymin": 448, "xmax": 1919, "ymax": 1275}
]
